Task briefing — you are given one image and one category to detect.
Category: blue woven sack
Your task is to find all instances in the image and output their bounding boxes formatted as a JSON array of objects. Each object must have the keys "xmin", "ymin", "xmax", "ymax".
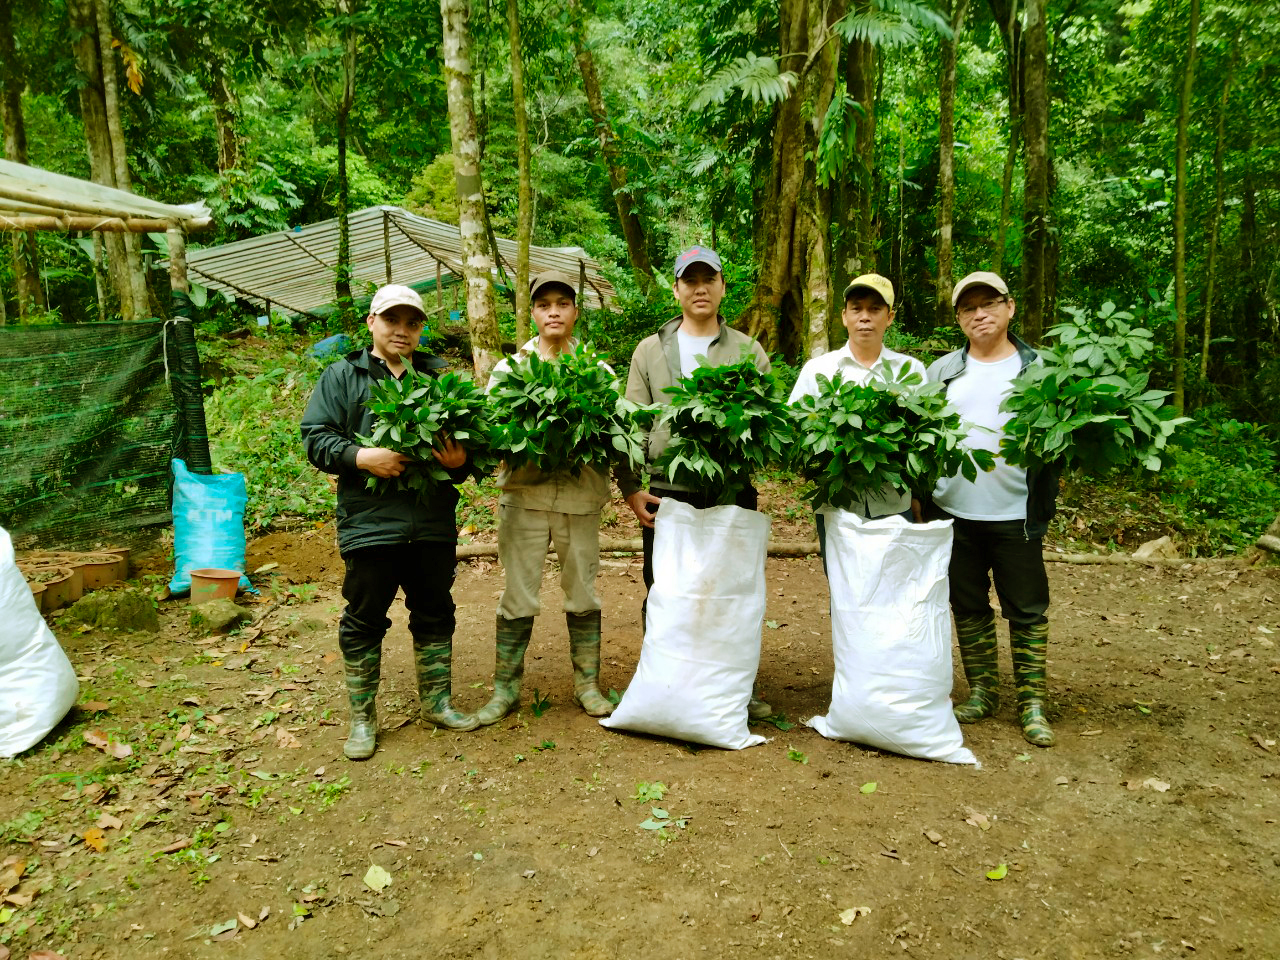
[{"xmin": 168, "ymin": 458, "xmax": 252, "ymax": 595}]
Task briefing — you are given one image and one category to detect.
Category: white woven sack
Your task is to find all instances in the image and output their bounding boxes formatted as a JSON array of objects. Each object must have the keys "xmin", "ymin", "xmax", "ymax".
[
  {"xmin": 602, "ymin": 500, "xmax": 768, "ymax": 749},
  {"xmin": 806, "ymin": 510, "xmax": 977, "ymax": 765},
  {"xmin": 0, "ymin": 527, "xmax": 79, "ymax": 758}
]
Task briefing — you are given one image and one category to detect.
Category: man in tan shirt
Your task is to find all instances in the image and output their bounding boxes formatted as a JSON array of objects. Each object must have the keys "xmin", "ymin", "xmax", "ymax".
[
  {"xmin": 616, "ymin": 246, "xmax": 775, "ymax": 718},
  {"xmin": 474, "ymin": 271, "xmax": 616, "ymax": 725}
]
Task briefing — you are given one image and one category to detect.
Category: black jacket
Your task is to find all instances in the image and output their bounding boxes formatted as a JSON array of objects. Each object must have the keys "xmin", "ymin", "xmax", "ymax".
[
  {"xmin": 301, "ymin": 348, "xmax": 462, "ymax": 555},
  {"xmin": 925, "ymin": 334, "xmax": 1060, "ymax": 539}
]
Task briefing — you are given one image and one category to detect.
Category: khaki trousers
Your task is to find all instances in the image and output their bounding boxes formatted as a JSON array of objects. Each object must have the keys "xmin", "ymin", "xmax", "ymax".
[{"xmin": 497, "ymin": 505, "xmax": 602, "ymax": 619}]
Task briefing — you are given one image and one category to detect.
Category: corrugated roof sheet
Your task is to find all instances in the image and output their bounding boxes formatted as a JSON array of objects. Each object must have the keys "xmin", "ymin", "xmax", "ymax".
[{"xmin": 184, "ymin": 206, "xmax": 618, "ymax": 315}]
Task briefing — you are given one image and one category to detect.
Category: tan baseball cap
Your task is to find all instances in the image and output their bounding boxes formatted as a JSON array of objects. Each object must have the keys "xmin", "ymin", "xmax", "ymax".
[
  {"xmin": 843, "ymin": 273, "xmax": 895, "ymax": 310},
  {"xmin": 952, "ymin": 271, "xmax": 1009, "ymax": 306},
  {"xmin": 529, "ymin": 270, "xmax": 577, "ymax": 302},
  {"xmin": 369, "ymin": 284, "xmax": 427, "ymax": 320}
]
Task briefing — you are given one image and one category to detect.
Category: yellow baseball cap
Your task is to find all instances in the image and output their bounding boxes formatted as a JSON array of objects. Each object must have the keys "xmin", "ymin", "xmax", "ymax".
[{"xmin": 842, "ymin": 274, "xmax": 895, "ymax": 310}]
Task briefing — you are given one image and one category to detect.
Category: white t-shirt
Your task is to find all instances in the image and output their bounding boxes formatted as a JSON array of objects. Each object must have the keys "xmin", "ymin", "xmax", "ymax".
[
  {"xmin": 677, "ymin": 331, "xmax": 717, "ymax": 377},
  {"xmin": 933, "ymin": 351, "xmax": 1028, "ymax": 521}
]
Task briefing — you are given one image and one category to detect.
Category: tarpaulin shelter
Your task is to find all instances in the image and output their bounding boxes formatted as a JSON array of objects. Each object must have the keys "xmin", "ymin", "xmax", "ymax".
[
  {"xmin": 0, "ymin": 160, "xmax": 213, "ymax": 548},
  {"xmin": 179, "ymin": 205, "xmax": 619, "ymax": 318}
]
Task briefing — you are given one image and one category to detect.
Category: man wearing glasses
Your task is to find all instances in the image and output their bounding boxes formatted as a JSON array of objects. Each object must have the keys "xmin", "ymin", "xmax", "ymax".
[{"xmin": 924, "ymin": 271, "xmax": 1060, "ymax": 748}]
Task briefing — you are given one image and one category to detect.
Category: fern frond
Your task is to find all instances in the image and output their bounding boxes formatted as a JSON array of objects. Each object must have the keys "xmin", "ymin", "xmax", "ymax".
[{"xmin": 690, "ymin": 54, "xmax": 797, "ymax": 111}]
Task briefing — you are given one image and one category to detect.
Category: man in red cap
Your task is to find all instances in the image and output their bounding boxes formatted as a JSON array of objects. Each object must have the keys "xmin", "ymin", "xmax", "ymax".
[{"xmin": 617, "ymin": 245, "xmax": 776, "ymax": 719}]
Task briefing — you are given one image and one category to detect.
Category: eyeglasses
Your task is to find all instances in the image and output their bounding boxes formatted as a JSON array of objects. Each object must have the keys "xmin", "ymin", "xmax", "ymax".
[{"xmin": 957, "ymin": 297, "xmax": 1008, "ymax": 320}]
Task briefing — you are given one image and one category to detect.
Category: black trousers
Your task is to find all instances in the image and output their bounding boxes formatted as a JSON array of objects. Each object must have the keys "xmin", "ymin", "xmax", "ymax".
[
  {"xmin": 926, "ymin": 506, "xmax": 1049, "ymax": 628},
  {"xmin": 641, "ymin": 483, "xmax": 759, "ymax": 608},
  {"xmin": 338, "ymin": 541, "xmax": 457, "ymax": 661}
]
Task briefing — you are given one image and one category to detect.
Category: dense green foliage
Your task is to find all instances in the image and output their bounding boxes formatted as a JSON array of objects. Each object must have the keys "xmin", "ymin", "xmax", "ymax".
[
  {"xmin": 360, "ymin": 367, "xmax": 498, "ymax": 501},
  {"xmin": 654, "ymin": 356, "xmax": 793, "ymax": 505},
  {"xmin": 487, "ymin": 344, "xmax": 648, "ymax": 475},
  {"xmin": 1001, "ymin": 304, "xmax": 1189, "ymax": 474},
  {"xmin": 790, "ymin": 368, "xmax": 994, "ymax": 509}
]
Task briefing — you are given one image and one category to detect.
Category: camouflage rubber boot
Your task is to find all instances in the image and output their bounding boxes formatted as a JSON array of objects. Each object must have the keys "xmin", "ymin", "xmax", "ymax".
[
  {"xmin": 747, "ymin": 686, "xmax": 774, "ymax": 721},
  {"xmin": 343, "ymin": 651, "xmax": 380, "ymax": 760},
  {"xmin": 952, "ymin": 612, "xmax": 1001, "ymax": 723},
  {"xmin": 566, "ymin": 611, "xmax": 613, "ymax": 717},
  {"xmin": 413, "ymin": 637, "xmax": 480, "ymax": 732},
  {"xmin": 475, "ymin": 615, "xmax": 535, "ymax": 726},
  {"xmin": 1011, "ymin": 622, "xmax": 1055, "ymax": 747}
]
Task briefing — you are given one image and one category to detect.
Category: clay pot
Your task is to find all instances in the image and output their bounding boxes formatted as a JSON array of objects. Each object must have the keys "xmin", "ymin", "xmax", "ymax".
[
  {"xmin": 189, "ymin": 568, "xmax": 241, "ymax": 604},
  {"xmin": 74, "ymin": 553, "xmax": 128, "ymax": 590},
  {"xmin": 21, "ymin": 559, "xmax": 82, "ymax": 603},
  {"xmin": 98, "ymin": 546, "xmax": 132, "ymax": 578},
  {"xmin": 29, "ymin": 580, "xmax": 47, "ymax": 613},
  {"xmin": 26, "ymin": 566, "xmax": 74, "ymax": 610}
]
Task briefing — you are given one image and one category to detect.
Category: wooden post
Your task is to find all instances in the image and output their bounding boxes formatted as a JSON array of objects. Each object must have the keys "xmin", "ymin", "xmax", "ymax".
[
  {"xmin": 383, "ymin": 209, "xmax": 392, "ymax": 284},
  {"xmin": 166, "ymin": 222, "xmax": 189, "ymax": 295}
]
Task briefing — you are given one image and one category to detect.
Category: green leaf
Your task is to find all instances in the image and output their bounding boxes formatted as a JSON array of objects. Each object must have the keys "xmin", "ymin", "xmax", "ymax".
[
  {"xmin": 986, "ymin": 863, "xmax": 1008, "ymax": 880},
  {"xmin": 859, "ymin": 781, "xmax": 877, "ymax": 794},
  {"xmin": 363, "ymin": 864, "xmax": 393, "ymax": 891},
  {"xmin": 210, "ymin": 918, "xmax": 238, "ymax": 936}
]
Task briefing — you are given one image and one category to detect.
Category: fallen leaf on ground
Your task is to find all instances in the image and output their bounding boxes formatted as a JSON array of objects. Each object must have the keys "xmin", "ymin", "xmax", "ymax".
[
  {"xmin": 322, "ymin": 652, "xmax": 339, "ymax": 664},
  {"xmin": 157, "ymin": 838, "xmax": 192, "ymax": 854},
  {"xmin": 259, "ymin": 905, "xmax": 270, "ymax": 921},
  {"xmin": 924, "ymin": 829, "xmax": 944, "ymax": 845},
  {"xmin": 238, "ymin": 912, "xmax": 258, "ymax": 929},
  {"xmin": 97, "ymin": 812, "xmax": 123, "ymax": 830},
  {"xmin": 964, "ymin": 809, "xmax": 991, "ymax": 831},
  {"xmin": 1251, "ymin": 734, "xmax": 1275, "ymax": 752},
  {"xmin": 82, "ymin": 828, "xmax": 107, "ymax": 853},
  {"xmin": 839, "ymin": 906, "xmax": 871, "ymax": 924},
  {"xmin": 80, "ymin": 701, "xmax": 110, "ymax": 713},
  {"xmin": 84, "ymin": 730, "xmax": 132, "ymax": 759},
  {"xmin": 1143, "ymin": 778, "xmax": 1171, "ymax": 792},
  {"xmin": 986, "ymin": 863, "xmax": 1008, "ymax": 880},
  {"xmin": 4, "ymin": 893, "xmax": 33, "ymax": 907},
  {"xmin": 382, "ymin": 715, "xmax": 413, "ymax": 731},
  {"xmin": 363, "ymin": 864, "xmax": 392, "ymax": 891},
  {"xmin": 859, "ymin": 782, "xmax": 877, "ymax": 794},
  {"xmin": 1054, "ymin": 776, "xmax": 1070, "ymax": 786},
  {"xmin": 1081, "ymin": 729, "xmax": 1102, "ymax": 736},
  {"xmin": 210, "ymin": 918, "xmax": 237, "ymax": 937},
  {"xmin": 175, "ymin": 723, "xmax": 193, "ymax": 742},
  {"xmin": 275, "ymin": 728, "xmax": 302, "ymax": 749},
  {"xmin": 28, "ymin": 952, "xmax": 66, "ymax": 960},
  {"xmin": 136, "ymin": 679, "xmax": 157, "ymax": 688},
  {"xmin": 0, "ymin": 943, "xmax": 8, "ymax": 959}
]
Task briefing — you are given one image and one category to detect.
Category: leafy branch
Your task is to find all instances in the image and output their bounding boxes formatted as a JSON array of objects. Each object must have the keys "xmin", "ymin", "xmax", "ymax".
[
  {"xmin": 488, "ymin": 344, "xmax": 649, "ymax": 476},
  {"xmin": 358, "ymin": 366, "xmax": 497, "ymax": 501},
  {"xmin": 654, "ymin": 355, "xmax": 793, "ymax": 506},
  {"xmin": 790, "ymin": 366, "xmax": 993, "ymax": 509}
]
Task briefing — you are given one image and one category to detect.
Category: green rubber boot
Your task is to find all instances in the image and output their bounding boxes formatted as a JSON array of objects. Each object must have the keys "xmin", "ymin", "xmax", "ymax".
[
  {"xmin": 476, "ymin": 615, "xmax": 535, "ymax": 726},
  {"xmin": 1011, "ymin": 622, "xmax": 1055, "ymax": 747},
  {"xmin": 343, "ymin": 651, "xmax": 380, "ymax": 760},
  {"xmin": 567, "ymin": 610, "xmax": 613, "ymax": 717},
  {"xmin": 747, "ymin": 687, "xmax": 774, "ymax": 720},
  {"xmin": 414, "ymin": 636, "xmax": 480, "ymax": 732},
  {"xmin": 953, "ymin": 612, "xmax": 1001, "ymax": 723}
]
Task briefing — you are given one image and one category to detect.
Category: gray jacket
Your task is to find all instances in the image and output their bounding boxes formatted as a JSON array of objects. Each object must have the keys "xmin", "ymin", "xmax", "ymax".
[{"xmin": 925, "ymin": 334, "xmax": 1060, "ymax": 539}]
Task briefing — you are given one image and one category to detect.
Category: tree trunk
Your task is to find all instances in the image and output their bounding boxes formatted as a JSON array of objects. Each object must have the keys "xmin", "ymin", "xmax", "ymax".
[
  {"xmin": 1019, "ymin": 0, "xmax": 1049, "ymax": 345},
  {"xmin": 0, "ymin": 0, "xmax": 45, "ymax": 320},
  {"xmin": 830, "ymin": 2, "xmax": 878, "ymax": 304},
  {"xmin": 69, "ymin": 0, "xmax": 127, "ymax": 321},
  {"xmin": 94, "ymin": 0, "xmax": 149, "ymax": 321},
  {"xmin": 1200, "ymin": 24, "xmax": 1241, "ymax": 386},
  {"xmin": 209, "ymin": 59, "xmax": 240, "ymax": 174},
  {"xmin": 440, "ymin": 0, "xmax": 501, "ymax": 383},
  {"xmin": 988, "ymin": 0, "xmax": 1021, "ymax": 274},
  {"xmin": 507, "ymin": 0, "xmax": 533, "ymax": 338},
  {"xmin": 935, "ymin": 0, "xmax": 968, "ymax": 327},
  {"xmin": 743, "ymin": 0, "xmax": 845, "ymax": 360},
  {"xmin": 334, "ymin": 0, "xmax": 357, "ymax": 326},
  {"xmin": 1172, "ymin": 0, "xmax": 1200, "ymax": 416},
  {"xmin": 566, "ymin": 0, "xmax": 655, "ymax": 295}
]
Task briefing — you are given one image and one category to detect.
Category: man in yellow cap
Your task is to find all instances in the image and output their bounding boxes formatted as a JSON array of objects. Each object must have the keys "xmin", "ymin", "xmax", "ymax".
[{"xmin": 789, "ymin": 274, "xmax": 926, "ymax": 557}]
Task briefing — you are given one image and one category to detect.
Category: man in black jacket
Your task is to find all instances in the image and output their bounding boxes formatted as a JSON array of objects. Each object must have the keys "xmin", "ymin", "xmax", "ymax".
[
  {"xmin": 301, "ymin": 284, "xmax": 478, "ymax": 760},
  {"xmin": 925, "ymin": 271, "xmax": 1059, "ymax": 747}
]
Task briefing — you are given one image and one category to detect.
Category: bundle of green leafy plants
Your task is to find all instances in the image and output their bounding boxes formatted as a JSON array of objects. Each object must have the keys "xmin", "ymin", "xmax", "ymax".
[
  {"xmin": 654, "ymin": 355, "xmax": 793, "ymax": 505},
  {"xmin": 1000, "ymin": 304, "xmax": 1190, "ymax": 474},
  {"xmin": 358, "ymin": 366, "xmax": 498, "ymax": 501},
  {"xmin": 790, "ymin": 365, "xmax": 995, "ymax": 508},
  {"xmin": 487, "ymin": 343, "xmax": 648, "ymax": 475}
]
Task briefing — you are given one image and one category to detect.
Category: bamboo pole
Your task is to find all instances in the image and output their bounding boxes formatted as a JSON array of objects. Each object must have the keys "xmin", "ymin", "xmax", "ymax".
[{"xmin": 0, "ymin": 214, "xmax": 212, "ymax": 232}]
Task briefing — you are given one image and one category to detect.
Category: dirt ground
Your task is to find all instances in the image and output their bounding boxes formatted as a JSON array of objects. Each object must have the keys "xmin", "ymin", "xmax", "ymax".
[{"xmin": 2, "ymin": 526, "xmax": 1279, "ymax": 960}]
